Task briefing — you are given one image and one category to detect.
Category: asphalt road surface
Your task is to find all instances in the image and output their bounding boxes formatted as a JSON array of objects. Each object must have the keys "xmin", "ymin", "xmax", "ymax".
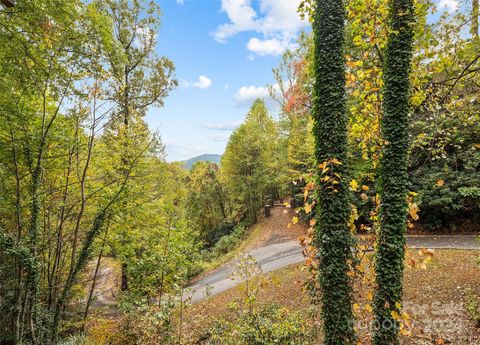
[{"xmin": 185, "ymin": 235, "xmax": 479, "ymax": 303}]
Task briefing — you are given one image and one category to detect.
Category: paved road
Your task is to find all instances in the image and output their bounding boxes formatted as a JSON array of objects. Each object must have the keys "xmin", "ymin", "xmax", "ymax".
[{"xmin": 185, "ymin": 235, "xmax": 479, "ymax": 303}]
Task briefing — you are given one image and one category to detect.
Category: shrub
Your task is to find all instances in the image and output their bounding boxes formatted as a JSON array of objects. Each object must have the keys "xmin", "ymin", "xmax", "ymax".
[
  {"xmin": 55, "ymin": 334, "xmax": 88, "ymax": 345},
  {"xmin": 208, "ymin": 303, "xmax": 310, "ymax": 345},
  {"xmin": 210, "ymin": 224, "xmax": 246, "ymax": 256},
  {"xmin": 465, "ymin": 288, "xmax": 480, "ymax": 328},
  {"xmin": 410, "ymin": 150, "xmax": 480, "ymax": 230}
]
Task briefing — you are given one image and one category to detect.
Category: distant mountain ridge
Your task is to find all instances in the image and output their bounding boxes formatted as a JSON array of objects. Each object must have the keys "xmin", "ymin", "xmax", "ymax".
[{"xmin": 181, "ymin": 154, "xmax": 222, "ymax": 169}]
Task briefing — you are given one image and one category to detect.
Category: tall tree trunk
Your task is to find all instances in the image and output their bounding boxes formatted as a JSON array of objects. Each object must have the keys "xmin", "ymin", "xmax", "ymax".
[
  {"xmin": 82, "ymin": 230, "xmax": 107, "ymax": 327},
  {"xmin": 472, "ymin": 0, "xmax": 479, "ymax": 39},
  {"xmin": 48, "ymin": 146, "xmax": 74, "ymax": 310},
  {"xmin": 121, "ymin": 263, "xmax": 129, "ymax": 291},
  {"xmin": 26, "ymin": 164, "xmax": 42, "ymax": 345},
  {"xmin": 373, "ymin": 0, "xmax": 415, "ymax": 343},
  {"xmin": 50, "ymin": 146, "xmax": 143, "ymax": 340},
  {"xmin": 312, "ymin": 0, "xmax": 355, "ymax": 343},
  {"xmin": 9, "ymin": 129, "xmax": 24, "ymax": 343}
]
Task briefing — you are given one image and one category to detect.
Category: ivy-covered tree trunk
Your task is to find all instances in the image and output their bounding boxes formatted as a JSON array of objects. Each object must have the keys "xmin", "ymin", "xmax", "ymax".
[
  {"xmin": 312, "ymin": 0, "xmax": 355, "ymax": 343},
  {"xmin": 373, "ymin": 0, "xmax": 415, "ymax": 343},
  {"xmin": 472, "ymin": 0, "xmax": 479, "ymax": 38}
]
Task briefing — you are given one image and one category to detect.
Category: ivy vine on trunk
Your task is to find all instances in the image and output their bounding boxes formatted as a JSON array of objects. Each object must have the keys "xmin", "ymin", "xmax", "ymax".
[
  {"xmin": 312, "ymin": 0, "xmax": 355, "ymax": 343},
  {"xmin": 373, "ymin": 0, "xmax": 415, "ymax": 343}
]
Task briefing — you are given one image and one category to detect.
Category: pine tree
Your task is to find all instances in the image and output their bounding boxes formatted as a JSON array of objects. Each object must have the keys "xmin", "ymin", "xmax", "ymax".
[
  {"xmin": 373, "ymin": 0, "xmax": 415, "ymax": 343},
  {"xmin": 312, "ymin": 0, "xmax": 355, "ymax": 343}
]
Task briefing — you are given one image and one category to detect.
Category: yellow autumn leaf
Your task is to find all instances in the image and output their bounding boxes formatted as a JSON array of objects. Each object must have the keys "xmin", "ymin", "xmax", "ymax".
[
  {"xmin": 304, "ymin": 203, "xmax": 312, "ymax": 214},
  {"xmin": 436, "ymin": 179, "xmax": 445, "ymax": 187},
  {"xmin": 408, "ymin": 202, "xmax": 419, "ymax": 221},
  {"xmin": 331, "ymin": 158, "xmax": 342, "ymax": 165},
  {"xmin": 361, "ymin": 185, "xmax": 369, "ymax": 191},
  {"xmin": 350, "ymin": 179, "xmax": 359, "ymax": 191},
  {"xmin": 292, "ymin": 216, "xmax": 299, "ymax": 224},
  {"xmin": 391, "ymin": 310, "xmax": 400, "ymax": 320},
  {"xmin": 364, "ymin": 304, "xmax": 373, "ymax": 313}
]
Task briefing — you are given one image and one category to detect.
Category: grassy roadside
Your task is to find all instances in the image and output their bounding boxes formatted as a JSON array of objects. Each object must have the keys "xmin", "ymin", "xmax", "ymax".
[
  {"xmin": 181, "ymin": 249, "xmax": 480, "ymax": 344},
  {"xmin": 193, "ymin": 207, "xmax": 305, "ymax": 281}
]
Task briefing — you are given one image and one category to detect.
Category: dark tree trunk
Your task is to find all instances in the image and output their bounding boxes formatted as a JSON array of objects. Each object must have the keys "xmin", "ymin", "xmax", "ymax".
[
  {"xmin": 121, "ymin": 262, "xmax": 128, "ymax": 292},
  {"xmin": 373, "ymin": 0, "xmax": 415, "ymax": 344},
  {"xmin": 312, "ymin": 0, "xmax": 355, "ymax": 343}
]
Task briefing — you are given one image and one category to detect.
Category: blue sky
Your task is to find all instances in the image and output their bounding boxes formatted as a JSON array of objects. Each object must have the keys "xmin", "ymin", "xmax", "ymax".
[
  {"xmin": 145, "ymin": 0, "xmax": 309, "ymax": 161},
  {"xmin": 146, "ymin": 0, "xmax": 460, "ymax": 162}
]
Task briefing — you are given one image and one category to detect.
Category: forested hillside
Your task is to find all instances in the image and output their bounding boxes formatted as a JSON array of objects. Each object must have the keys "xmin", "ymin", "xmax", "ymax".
[
  {"xmin": 182, "ymin": 154, "xmax": 222, "ymax": 170},
  {"xmin": 0, "ymin": 0, "xmax": 479, "ymax": 344}
]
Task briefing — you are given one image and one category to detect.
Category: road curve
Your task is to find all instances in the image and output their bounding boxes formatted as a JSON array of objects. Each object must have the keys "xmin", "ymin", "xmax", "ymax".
[{"xmin": 185, "ymin": 235, "xmax": 479, "ymax": 303}]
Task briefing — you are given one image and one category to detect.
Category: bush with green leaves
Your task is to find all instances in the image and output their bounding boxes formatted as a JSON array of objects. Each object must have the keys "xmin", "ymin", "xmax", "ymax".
[
  {"xmin": 410, "ymin": 123, "xmax": 480, "ymax": 230},
  {"xmin": 210, "ymin": 224, "xmax": 247, "ymax": 257},
  {"xmin": 206, "ymin": 254, "xmax": 317, "ymax": 345},
  {"xmin": 208, "ymin": 303, "xmax": 310, "ymax": 345}
]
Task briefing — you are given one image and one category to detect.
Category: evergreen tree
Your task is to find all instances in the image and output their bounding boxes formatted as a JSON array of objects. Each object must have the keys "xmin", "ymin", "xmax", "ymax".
[
  {"xmin": 312, "ymin": 0, "xmax": 355, "ymax": 343},
  {"xmin": 373, "ymin": 0, "xmax": 415, "ymax": 343}
]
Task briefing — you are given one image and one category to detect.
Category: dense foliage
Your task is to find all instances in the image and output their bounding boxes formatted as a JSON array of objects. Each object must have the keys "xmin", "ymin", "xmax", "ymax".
[
  {"xmin": 1, "ymin": 0, "xmax": 479, "ymax": 344},
  {"xmin": 373, "ymin": 0, "xmax": 415, "ymax": 343},
  {"xmin": 311, "ymin": 0, "xmax": 355, "ymax": 343},
  {"xmin": 220, "ymin": 99, "xmax": 281, "ymax": 225},
  {"xmin": 0, "ymin": 0, "xmax": 191, "ymax": 342},
  {"xmin": 186, "ymin": 162, "xmax": 230, "ymax": 247}
]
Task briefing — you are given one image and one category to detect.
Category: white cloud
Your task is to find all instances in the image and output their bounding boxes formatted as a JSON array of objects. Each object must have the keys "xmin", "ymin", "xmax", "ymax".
[
  {"xmin": 438, "ymin": 0, "xmax": 458, "ymax": 11},
  {"xmin": 204, "ymin": 120, "xmax": 242, "ymax": 131},
  {"xmin": 235, "ymin": 85, "xmax": 270, "ymax": 104},
  {"xmin": 234, "ymin": 84, "xmax": 280, "ymax": 105},
  {"xmin": 192, "ymin": 75, "xmax": 212, "ymax": 89},
  {"xmin": 247, "ymin": 37, "xmax": 292, "ymax": 56},
  {"xmin": 213, "ymin": 0, "xmax": 259, "ymax": 42},
  {"xmin": 183, "ymin": 75, "xmax": 212, "ymax": 89},
  {"xmin": 213, "ymin": 0, "xmax": 308, "ymax": 56},
  {"xmin": 257, "ymin": 0, "xmax": 307, "ymax": 35},
  {"xmin": 176, "ymin": 0, "xmax": 184, "ymax": 4}
]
